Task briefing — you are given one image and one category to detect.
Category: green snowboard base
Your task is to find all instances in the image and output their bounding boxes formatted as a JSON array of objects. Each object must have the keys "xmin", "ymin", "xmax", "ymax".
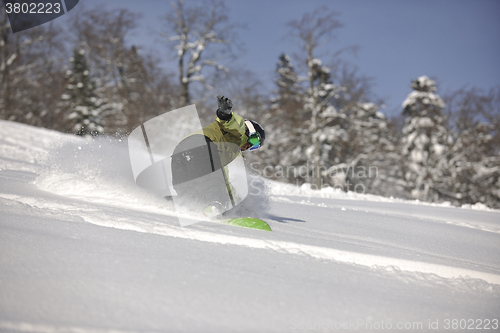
[{"xmin": 219, "ymin": 217, "xmax": 272, "ymax": 231}]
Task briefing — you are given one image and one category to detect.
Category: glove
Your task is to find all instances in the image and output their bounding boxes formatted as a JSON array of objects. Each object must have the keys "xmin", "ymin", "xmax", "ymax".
[{"xmin": 216, "ymin": 95, "xmax": 233, "ymax": 120}]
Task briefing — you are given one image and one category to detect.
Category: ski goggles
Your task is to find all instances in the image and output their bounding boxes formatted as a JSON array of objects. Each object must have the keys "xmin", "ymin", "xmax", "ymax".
[{"xmin": 245, "ymin": 121, "xmax": 261, "ymax": 151}]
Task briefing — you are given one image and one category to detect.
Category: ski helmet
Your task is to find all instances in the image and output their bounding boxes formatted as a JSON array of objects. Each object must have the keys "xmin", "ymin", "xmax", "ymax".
[{"xmin": 244, "ymin": 120, "xmax": 265, "ymax": 150}]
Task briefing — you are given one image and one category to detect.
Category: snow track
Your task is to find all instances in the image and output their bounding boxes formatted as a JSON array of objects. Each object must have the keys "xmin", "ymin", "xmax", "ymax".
[{"xmin": 3, "ymin": 188, "xmax": 500, "ymax": 286}]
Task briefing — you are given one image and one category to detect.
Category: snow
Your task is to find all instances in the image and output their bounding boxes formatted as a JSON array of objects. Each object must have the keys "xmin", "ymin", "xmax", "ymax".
[
  {"xmin": 402, "ymin": 90, "xmax": 445, "ymax": 110},
  {"xmin": 1, "ymin": 119, "xmax": 499, "ymax": 332}
]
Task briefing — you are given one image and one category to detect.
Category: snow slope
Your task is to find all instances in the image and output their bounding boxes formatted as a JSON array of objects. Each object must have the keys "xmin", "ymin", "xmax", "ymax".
[{"xmin": 1, "ymin": 119, "xmax": 499, "ymax": 332}]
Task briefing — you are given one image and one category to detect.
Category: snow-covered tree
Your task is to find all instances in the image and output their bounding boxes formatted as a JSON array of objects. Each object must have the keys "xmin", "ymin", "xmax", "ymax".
[
  {"xmin": 259, "ymin": 54, "xmax": 305, "ymax": 173},
  {"xmin": 478, "ymin": 87, "xmax": 500, "ymax": 155},
  {"xmin": 262, "ymin": 57, "xmax": 347, "ymax": 188},
  {"xmin": 1, "ymin": 4, "xmax": 177, "ymax": 135},
  {"xmin": 259, "ymin": 10, "xmax": 391, "ymax": 193},
  {"xmin": 161, "ymin": 0, "xmax": 238, "ymax": 106},
  {"xmin": 400, "ymin": 76, "xmax": 450, "ymax": 201},
  {"xmin": 447, "ymin": 122, "xmax": 499, "ymax": 207},
  {"xmin": 70, "ymin": 7, "xmax": 141, "ymax": 132},
  {"xmin": 282, "ymin": 8, "xmax": 349, "ymax": 188},
  {"xmin": 443, "ymin": 87, "xmax": 500, "ymax": 208},
  {"xmin": 274, "ymin": 54, "xmax": 302, "ymax": 107},
  {"xmin": 305, "ymin": 59, "xmax": 348, "ymax": 188},
  {"xmin": 0, "ymin": 7, "xmax": 66, "ymax": 127},
  {"xmin": 344, "ymin": 102, "xmax": 404, "ymax": 196},
  {"xmin": 62, "ymin": 48, "xmax": 106, "ymax": 137}
]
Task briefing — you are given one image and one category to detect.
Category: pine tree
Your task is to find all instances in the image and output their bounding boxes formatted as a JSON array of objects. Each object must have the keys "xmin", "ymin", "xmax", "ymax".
[
  {"xmin": 261, "ymin": 54, "xmax": 304, "ymax": 175},
  {"xmin": 70, "ymin": 7, "xmax": 141, "ymax": 134},
  {"xmin": 283, "ymin": 8, "xmax": 353, "ymax": 188},
  {"xmin": 448, "ymin": 122, "xmax": 499, "ymax": 206},
  {"xmin": 264, "ymin": 53, "xmax": 348, "ymax": 188},
  {"xmin": 274, "ymin": 54, "xmax": 302, "ymax": 107},
  {"xmin": 304, "ymin": 58, "xmax": 347, "ymax": 188},
  {"xmin": 262, "ymin": 9, "xmax": 391, "ymax": 193},
  {"xmin": 62, "ymin": 48, "xmax": 106, "ymax": 137},
  {"xmin": 400, "ymin": 76, "xmax": 449, "ymax": 201},
  {"xmin": 265, "ymin": 31, "xmax": 385, "ymax": 192},
  {"xmin": 343, "ymin": 102, "xmax": 404, "ymax": 196},
  {"xmin": 444, "ymin": 88, "xmax": 500, "ymax": 208}
]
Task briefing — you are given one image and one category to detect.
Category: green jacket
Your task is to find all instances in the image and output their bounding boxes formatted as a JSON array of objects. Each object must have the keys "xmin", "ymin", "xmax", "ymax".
[{"xmin": 194, "ymin": 113, "xmax": 248, "ymax": 167}]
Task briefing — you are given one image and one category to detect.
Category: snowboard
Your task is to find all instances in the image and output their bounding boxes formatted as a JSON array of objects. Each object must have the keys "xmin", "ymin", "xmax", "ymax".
[{"xmin": 217, "ymin": 217, "xmax": 272, "ymax": 231}]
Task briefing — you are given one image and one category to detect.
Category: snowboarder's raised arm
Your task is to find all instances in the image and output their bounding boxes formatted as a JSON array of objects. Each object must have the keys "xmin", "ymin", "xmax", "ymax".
[{"xmin": 215, "ymin": 96, "xmax": 248, "ymax": 147}]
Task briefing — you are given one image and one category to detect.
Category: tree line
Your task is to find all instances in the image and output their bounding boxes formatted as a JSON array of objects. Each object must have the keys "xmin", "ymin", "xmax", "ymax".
[
  {"xmin": 1, "ymin": 3, "xmax": 179, "ymax": 136},
  {"xmin": 0, "ymin": 1, "xmax": 498, "ymax": 208}
]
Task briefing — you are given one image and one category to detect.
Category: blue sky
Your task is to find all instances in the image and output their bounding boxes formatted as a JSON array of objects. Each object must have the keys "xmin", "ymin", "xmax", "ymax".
[{"xmin": 66, "ymin": 0, "xmax": 500, "ymax": 117}]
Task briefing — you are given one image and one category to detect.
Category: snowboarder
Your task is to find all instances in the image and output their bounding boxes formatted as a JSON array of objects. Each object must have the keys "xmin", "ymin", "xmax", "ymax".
[{"xmin": 171, "ymin": 95, "xmax": 265, "ymax": 216}]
